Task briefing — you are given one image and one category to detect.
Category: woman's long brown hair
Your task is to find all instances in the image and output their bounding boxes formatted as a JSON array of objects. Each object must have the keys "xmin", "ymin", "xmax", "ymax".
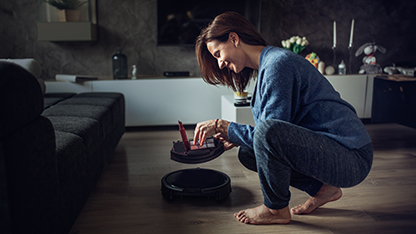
[{"xmin": 195, "ymin": 11, "xmax": 267, "ymax": 92}]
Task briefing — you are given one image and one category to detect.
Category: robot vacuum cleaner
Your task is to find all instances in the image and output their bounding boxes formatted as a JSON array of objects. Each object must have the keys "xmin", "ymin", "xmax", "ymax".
[
  {"xmin": 161, "ymin": 168, "xmax": 231, "ymax": 201},
  {"xmin": 161, "ymin": 121, "xmax": 231, "ymax": 201}
]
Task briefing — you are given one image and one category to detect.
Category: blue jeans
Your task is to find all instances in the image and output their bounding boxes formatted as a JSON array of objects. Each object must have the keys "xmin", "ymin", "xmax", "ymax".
[{"xmin": 238, "ymin": 119, "xmax": 373, "ymax": 210}]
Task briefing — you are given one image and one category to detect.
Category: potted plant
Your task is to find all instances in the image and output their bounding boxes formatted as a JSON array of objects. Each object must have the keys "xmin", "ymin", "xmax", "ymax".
[{"xmin": 43, "ymin": 0, "xmax": 87, "ymax": 22}]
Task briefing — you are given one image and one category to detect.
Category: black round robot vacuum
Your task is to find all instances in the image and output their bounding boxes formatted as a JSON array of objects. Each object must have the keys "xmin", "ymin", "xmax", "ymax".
[
  {"xmin": 161, "ymin": 168, "xmax": 231, "ymax": 201},
  {"xmin": 161, "ymin": 122, "xmax": 231, "ymax": 201}
]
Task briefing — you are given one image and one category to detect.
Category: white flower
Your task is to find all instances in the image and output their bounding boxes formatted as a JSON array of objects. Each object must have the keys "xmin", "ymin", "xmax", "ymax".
[
  {"xmin": 301, "ymin": 37, "xmax": 309, "ymax": 46},
  {"xmin": 282, "ymin": 36, "xmax": 309, "ymax": 52}
]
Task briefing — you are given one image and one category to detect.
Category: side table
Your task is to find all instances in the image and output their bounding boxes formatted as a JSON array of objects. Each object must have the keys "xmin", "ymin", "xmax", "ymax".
[{"xmin": 221, "ymin": 95, "xmax": 255, "ymax": 126}]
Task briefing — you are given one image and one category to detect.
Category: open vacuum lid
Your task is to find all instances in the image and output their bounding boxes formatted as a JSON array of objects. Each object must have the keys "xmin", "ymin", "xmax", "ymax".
[
  {"xmin": 170, "ymin": 137, "xmax": 225, "ymax": 164},
  {"xmin": 171, "ymin": 121, "xmax": 225, "ymax": 164}
]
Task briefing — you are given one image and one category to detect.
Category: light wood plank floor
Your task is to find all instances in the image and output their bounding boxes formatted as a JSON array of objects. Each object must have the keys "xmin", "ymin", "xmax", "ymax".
[{"xmin": 70, "ymin": 123, "xmax": 416, "ymax": 234}]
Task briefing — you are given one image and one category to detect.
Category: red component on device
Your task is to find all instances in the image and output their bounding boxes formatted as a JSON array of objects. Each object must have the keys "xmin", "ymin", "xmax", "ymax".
[{"xmin": 178, "ymin": 120, "xmax": 190, "ymax": 151}]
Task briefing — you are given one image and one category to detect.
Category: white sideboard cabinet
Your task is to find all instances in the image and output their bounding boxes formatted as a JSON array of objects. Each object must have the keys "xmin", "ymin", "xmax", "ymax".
[
  {"xmin": 325, "ymin": 74, "xmax": 375, "ymax": 119},
  {"xmin": 46, "ymin": 77, "xmax": 233, "ymax": 126}
]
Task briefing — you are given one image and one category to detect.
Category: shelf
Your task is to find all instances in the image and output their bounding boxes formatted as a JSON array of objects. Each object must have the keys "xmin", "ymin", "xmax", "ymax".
[
  {"xmin": 37, "ymin": 0, "xmax": 97, "ymax": 41},
  {"xmin": 37, "ymin": 22, "xmax": 97, "ymax": 41}
]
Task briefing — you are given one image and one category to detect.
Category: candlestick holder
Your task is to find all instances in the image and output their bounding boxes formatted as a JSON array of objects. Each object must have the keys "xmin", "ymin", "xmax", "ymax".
[
  {"xmin": 348, "ymin": 43, "xmax": 354, "ymax": 74},
  {"xmin": 332, "ymin": 44, "xmax": 337, "ymax": 67}
]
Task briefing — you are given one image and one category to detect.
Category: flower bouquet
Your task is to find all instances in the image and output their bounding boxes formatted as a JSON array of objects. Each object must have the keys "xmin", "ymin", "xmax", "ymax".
[{"xmin": 281, "ymin": 36, "xmax": 309, "ymax": 54}]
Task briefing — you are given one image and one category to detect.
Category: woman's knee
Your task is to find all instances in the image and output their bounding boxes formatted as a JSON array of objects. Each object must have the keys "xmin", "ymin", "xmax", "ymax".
[
  {"xmin": 252, "ymin": 120, "xmax": 296, "ymax": 165},
  {"xmin": 254, "ymin": 119, "xmax": 274, "ymax": 142},
  {"xmin": 253, "ymin": 119, "xmax": 288, "ymax": 147}
]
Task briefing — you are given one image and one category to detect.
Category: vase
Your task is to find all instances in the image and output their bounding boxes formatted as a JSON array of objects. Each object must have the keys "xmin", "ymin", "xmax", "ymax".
[{"xmin": 57, "ymin": 9, "xmax": 81, "ymax": 22}]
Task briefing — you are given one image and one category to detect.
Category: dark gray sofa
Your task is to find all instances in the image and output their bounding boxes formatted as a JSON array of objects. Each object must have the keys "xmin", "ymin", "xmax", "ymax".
[{"xmin": 0, "ymin": 61, "xmax": 125, "ymax": 233}]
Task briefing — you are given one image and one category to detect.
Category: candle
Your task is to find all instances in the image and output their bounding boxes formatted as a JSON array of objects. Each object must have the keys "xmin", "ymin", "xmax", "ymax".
[
  {"xmin": 349, "ymin": 19, "xmax": 355, "ymax": 46},
  {"xmin": 333, "ymin": 21, "xmax": 337, "ymax": 47}
]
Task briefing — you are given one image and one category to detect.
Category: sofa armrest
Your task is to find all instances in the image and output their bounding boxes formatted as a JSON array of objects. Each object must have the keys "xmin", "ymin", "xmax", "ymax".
[
  {"xmin": 3, "ymin": 115, "xmax": 61, "ymax": 233},
  {"xmin": 0, "ymin": 62, "xmax": 44, "ymax": 138}
]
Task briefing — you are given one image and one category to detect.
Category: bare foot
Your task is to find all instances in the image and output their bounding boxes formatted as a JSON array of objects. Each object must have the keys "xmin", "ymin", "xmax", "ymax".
[
  {"xmin": 234, "ymin": 205, "xmax": 291, "ymax": 225},
  {"xmin": 291, "ymin": 184, "xmax": 342, "ymax": 215}
]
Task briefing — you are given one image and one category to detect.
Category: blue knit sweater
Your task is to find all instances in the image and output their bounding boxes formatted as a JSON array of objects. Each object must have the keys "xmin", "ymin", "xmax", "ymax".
[{"xmin": 228, "ymin": 46, "xmax": 371, "ymax": 149}]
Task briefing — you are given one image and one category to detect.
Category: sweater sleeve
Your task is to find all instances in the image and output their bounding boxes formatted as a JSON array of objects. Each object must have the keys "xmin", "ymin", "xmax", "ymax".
[{"xmin": 227, "ymin": 121, "xmax": 255, "ymax": 149}]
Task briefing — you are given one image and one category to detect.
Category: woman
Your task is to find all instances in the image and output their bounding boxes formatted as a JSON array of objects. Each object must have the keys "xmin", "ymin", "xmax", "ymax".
[{"xmin": 193, "ymin": 12, "xmax": 373, "ymax": 225}]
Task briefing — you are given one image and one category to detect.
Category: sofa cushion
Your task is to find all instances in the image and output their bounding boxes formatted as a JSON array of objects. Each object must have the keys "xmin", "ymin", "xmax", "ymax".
[
  {"xmin": 54, "ymin": 131, "xmax": 87, "ymax": 182},
  {"xmin": 42, "ymin": 93, "xmax": 125, "ymax": 139},
  {"xmin": 53, "ymin": 130, "xmax": 89, "ymax": 222},
  {"xmin": 0, "ymin": 62, "xmax": 43, "ymax": 138},
  {"xmin": 73, "ymin": 92, "xmax": 126, "ymax": 127},
  {"xmin": 44, "ymin": 93, "xmax": 76, "ymax": 110},
  {"xmin": 47, "ymin": 116, "xmax": 102, "ymax": 152},
  {"xmin": 43, "ymin": 104, "xmax": 113, "ymax": 139},
  {"xmin": 0, "ymin": 58, "xmax": 45, "ymax": 95},
  {"xmin": 60, "ymin": 97, "xmax": 121, "ymax": 125}
]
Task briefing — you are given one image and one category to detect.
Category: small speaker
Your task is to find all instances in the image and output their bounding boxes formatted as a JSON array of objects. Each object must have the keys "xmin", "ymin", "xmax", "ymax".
[{"xmin": 163, "ymin": 71, "xmax": 190, "ymax": 77}]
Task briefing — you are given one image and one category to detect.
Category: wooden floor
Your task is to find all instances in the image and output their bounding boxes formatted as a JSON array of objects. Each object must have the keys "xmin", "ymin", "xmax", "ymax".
[{"xmin": 70, "ymin": 123, "xmax": 416, "ymax": 234}]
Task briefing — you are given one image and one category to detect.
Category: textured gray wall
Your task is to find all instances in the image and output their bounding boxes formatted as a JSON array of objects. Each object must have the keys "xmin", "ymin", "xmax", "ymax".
[
  {"xmin": 262, "ymin": 0, "xmax": 416, "ymax": 74},
  {"xmin": 0, "ymin": 0, "xmax": 415, "ymax": 80}
]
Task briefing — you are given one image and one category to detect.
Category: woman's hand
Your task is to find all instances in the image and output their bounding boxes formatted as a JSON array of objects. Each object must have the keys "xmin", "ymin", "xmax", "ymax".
[
  {"xmin": 215, "ymin": 133, "xmax": 238, "ymax": 151},
  {"xmin": 193, "ymin": 119, "xmax": 231, "ymax": 147}
]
